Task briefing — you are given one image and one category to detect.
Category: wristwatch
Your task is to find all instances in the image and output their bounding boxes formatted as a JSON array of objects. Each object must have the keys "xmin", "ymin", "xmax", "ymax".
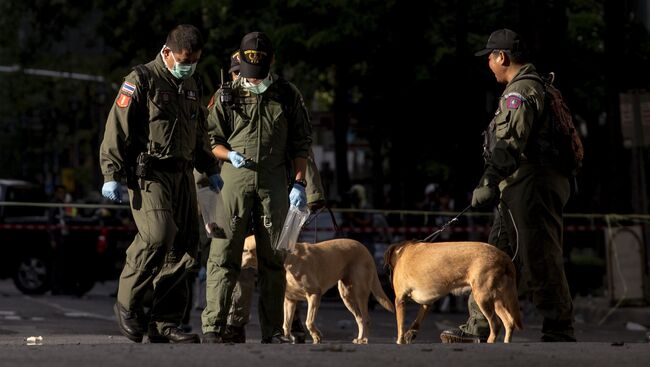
[{"xmin": 295, "ymin": 179, "xmax": 307, "ymax": 188}]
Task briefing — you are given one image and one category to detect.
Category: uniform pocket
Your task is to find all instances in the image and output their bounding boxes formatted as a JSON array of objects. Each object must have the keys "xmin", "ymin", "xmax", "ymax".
[
  {"xmin": 266, "ymin": 102, "xmax": 287, "ymax": 158},
  {"xmin": 495, "ymin": 111, "xmax": 511, "ymax": 139},
  {"xmin": 150, "ymin": 90, "xmax": 175, "ymax": 121},
  {"xmin": 149, "ymin": 119, "xmax": 175, "ymax": 153},
  {"xmin": 148, "ymin": 91, "xmax": 177, "ymax": 152}
]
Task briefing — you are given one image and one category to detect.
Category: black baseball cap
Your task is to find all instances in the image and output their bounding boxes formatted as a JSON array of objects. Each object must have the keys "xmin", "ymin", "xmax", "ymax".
[
  {"xmin": 239, "ymin": 32, "xmax": 274, "ymax": 78},
  {"xmin": 474, "ymin": 29, "xmax": 524, "ymax": 56},
  {"xmin": 228, "ymin": 50, "xmax": 240, "ymax": 73}
]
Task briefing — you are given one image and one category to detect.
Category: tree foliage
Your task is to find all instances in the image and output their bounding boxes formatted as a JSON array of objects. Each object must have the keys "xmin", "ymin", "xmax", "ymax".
[{"xmin": 0, "ymin": 0, "xmax": 647, "ymax": 211}]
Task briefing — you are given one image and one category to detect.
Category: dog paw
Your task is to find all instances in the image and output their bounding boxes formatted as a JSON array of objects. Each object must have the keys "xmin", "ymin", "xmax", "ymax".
[
  {"xmin": 352, "ymin": 338, "xmax": 368, "ymax": 344},
  {"xmin": 311, "ymin": 334, "xmax": 321, "ymax": 344},
  {"xmin": 404, "ymin": 330, "xmax": 418, "ymax": 344}
]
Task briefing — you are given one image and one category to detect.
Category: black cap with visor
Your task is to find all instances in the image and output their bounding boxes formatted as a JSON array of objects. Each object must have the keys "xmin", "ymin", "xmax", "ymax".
[{"xmin": 474, "ymin": 29, "xmax": 524, "ymax": 56}]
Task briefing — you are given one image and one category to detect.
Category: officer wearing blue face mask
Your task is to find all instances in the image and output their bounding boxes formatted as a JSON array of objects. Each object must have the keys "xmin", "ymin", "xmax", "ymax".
[
  {"xmin": 201, "ymin": 31, "xmax": 312, "ymax": 344},
  {"xmin": 161, "ymin": 44, "xmax": 198, "ymax": 80},
  {"xmin": 100, "ymin": 24, "xmax": 221, "ymax": 344}
]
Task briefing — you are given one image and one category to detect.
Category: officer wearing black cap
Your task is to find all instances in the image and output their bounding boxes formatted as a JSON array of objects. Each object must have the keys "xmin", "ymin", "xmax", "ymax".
[
  {"xmin": 229, "ymin": 50, "xmax": 240, "ymax": 79},
  {"xmin": 201, "ymin": 31, "xmax": 312, "ymax": 344},
  {"xmin": 440, "ymin": 29, "xmax": 576, "ymax": 343}
]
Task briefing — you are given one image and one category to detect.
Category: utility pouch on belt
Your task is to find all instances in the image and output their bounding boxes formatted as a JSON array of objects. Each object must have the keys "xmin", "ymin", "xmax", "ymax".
[{"xmin": 135, "ymin": 152, "xmax": 152, "ymax": 189}]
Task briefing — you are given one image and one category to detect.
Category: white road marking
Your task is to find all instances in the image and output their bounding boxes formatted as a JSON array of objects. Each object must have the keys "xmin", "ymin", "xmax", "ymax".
[{"xmin": 27, "ymin": 298, "xmax": 115, "ymax": 322}]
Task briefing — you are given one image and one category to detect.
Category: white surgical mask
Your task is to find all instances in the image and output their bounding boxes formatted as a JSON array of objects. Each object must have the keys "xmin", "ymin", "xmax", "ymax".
[
  {"xmin": 241, "ymin": 74, "xmax": 274, "ymax": 94},
  {"xmin": 160, "ymin": 45, "xmax": 196, "ymax": 80}
]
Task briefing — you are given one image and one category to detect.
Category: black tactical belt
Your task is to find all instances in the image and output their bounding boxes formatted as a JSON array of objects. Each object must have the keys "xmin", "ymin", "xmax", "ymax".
[{"xmin": 150, "ymin": 158, "xmax": 192, "ymax": 172}]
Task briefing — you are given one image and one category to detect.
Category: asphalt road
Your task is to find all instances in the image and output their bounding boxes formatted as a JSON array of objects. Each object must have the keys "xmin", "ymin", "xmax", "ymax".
[{"xmin": 1, "ymin": 280, "xmax": 649, "ymax": 367}]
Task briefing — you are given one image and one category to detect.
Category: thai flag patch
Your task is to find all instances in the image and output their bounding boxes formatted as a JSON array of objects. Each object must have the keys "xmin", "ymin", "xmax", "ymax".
[{"xmin": 121, "ymin": 81, "xmax": 136, "ymax": 95}]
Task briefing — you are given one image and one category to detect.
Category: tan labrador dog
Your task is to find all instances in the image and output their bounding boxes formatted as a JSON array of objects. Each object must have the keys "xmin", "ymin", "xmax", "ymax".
[
  {"xmin": 242, "ymin": 237, "xmax": 394, "ymax": 343},
  {"xmin": 283, "ymin": 239, "xmax": 395, "ymax": 344},
  {"xmin": 384, "ymin": 241, "xmax": 523, "ymax": 343}
]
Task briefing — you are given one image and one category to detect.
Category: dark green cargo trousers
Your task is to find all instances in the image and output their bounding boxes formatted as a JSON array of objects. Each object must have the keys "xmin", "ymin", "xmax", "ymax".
[
  {"xmin": 117, "ymin": 168, "xmax": 199, "ymax": 333},
  {"xmin": 460, "ymin": 164, "xmax": 575, "ymax": 340},
  {"xmin": 201, "ymin": 168, "xmax": 288, "ymax": 339}
]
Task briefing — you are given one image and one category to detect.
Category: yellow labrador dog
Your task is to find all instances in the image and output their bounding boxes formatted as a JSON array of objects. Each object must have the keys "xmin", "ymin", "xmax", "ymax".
[
  {"xmin": 283, "ymin": 239, "xmax": 395, "ymax": 344},
  {"xmin": 384, "ymin": 241, "xmax": 523, "ymax": 343}
]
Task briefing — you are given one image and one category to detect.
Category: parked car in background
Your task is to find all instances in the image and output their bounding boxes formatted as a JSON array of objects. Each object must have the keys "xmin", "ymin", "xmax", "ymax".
[{"xmin": 0, "ymin": 179, "xmax": 135, "ymax": 296}]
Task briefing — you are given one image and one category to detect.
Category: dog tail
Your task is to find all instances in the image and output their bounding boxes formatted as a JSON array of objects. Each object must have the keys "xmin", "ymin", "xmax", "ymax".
[
  {"xmin": 371, "ymin": 272, "xmax": 395, "ymax": 313},
  {"xmin": 505, "ymin": 262, "xmax": 524, "ymax": 331}
]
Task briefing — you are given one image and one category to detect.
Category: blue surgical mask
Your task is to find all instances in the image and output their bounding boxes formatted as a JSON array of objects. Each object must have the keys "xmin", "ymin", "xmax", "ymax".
[
  {"xmin": 242, "ymin": 75, "xmax": 274, "ymax": 94},
  {"xmin": 161, "ymin": 45, "xmax": 197, "ymax": 80}
]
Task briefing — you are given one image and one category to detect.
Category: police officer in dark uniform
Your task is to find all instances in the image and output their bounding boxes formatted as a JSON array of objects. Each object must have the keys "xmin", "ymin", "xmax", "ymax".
[
  {"xmin": 201, "ymin": 31, "xmax": 312, "ymax": 344},
  {"xmin": 440, "ymin": 29, "xmax": 576, "ymax": 343},
  {"xmin": 100, "ymin": 24, "xmax": 222, "ymax": 344}
]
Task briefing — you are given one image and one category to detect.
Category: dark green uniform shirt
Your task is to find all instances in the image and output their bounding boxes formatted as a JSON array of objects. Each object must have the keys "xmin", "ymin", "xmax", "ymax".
[
  {"xmin": 481, "ymin": 63, "xmax": 555, "ymax": 187},
  {"xmin": 207, "ymin": 74, "xmax": 312, "ymax": 187},
  {"xmin": 100, "ymin": 55, "xmax": 218, "ymax": 183}
]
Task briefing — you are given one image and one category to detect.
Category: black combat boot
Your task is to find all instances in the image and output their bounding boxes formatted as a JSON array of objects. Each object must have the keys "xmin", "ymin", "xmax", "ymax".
[
  {"xmin": 149, "ymin": 326, "xmax": 200, "ymax": 344},
  {"xmin": 439, "ymin": 328, "xmax": 488, "ymax": 343},
  {"xmin": 290, "ymin": 312, "xmax": 306, "ymax": 344},
  {"xmin": 201, "ymin": 331, "xmax": 226, "ymax": 344},
  {"xmin": 541, "ymin": 333, "xmax": 577, "ymax": 342},
  {"xmin": 541, "ymin": 319, "xmax": 576, "ymax": 342},
  {"xmin": 223, "ymin": 325, "xmax": 246, "ymax": 343},
  {"xmin": 113, "ymin": 303, "xmax": 146, "ymax": 343},
  {"xmin": 261, "ymin": 330, "xmax": 292, "ymax": 344},
  {"xmin": 147, "ymin": 324, "xmax": 169, "ymax": 344}
]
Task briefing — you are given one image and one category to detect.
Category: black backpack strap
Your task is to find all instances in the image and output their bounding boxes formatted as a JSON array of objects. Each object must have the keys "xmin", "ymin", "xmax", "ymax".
[
  {"xmin": 194, "ymin": 73, "xmax": 204, "ymax": 99},
  {"xmin": 272, "ymin": 76, "xmax": 294, "ymax": 115},
  {"xmin": 132, "ymin": 64, "xmax": 154, "ymax": 152},
  {"xmin": 133, "ymin": 64, "xmax": 153, "ymax": 99}
]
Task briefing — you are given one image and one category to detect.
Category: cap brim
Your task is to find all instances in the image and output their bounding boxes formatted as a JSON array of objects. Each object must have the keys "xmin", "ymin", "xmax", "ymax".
[
  {"xmin": 228, "ymin": 65, "xmax": 240, "ymax": 73},
  {"xmin": 474, "ymin": 48, "xmax": 492, "ymax": 57},
  {"xmin": 239, "ymin": 62, "xmax": 269, "ymax": 79}
]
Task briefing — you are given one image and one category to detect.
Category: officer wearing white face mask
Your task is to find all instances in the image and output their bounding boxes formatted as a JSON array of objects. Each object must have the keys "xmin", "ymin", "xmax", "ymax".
[
  {"xmin": 100, "ymin": 24, "xmax": 221, "ymax": 344},
  {"xmin": 201, "ymin": 31, "xmax": 312, "ymax": 344}
]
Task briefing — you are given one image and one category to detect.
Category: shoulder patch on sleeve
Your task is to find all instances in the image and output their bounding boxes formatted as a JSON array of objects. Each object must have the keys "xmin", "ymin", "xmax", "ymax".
[
  {"xmin": 116, "ymin": 93, "xmax": 132, "ymax": 108},
  {"xmin": 504, "ymin": 92, "xmax": 526, "ymax": 110},
  {"xmin": 120, "ymin": 81, "xmax": 136, "ymax": 96}
]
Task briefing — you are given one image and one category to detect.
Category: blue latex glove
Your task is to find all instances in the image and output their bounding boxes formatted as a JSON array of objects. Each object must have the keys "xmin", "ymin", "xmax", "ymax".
[
  {"xmin": 197, "ymin": 267, "xmax": 207, "ymax": 282},
  {"xmin": 102, "ymin": 181, "xmax": 122, "ymax": 203},
  {"xmin": 208, "ymin": 174, "xmax": 224, "ymax": 192},
  {"xmin": 289, "ymin": 183, "xmax": 307, "ymax": 209},
  {"xmin": 228, "ymin": 151, "xmax": 247, "ymax": 168}
]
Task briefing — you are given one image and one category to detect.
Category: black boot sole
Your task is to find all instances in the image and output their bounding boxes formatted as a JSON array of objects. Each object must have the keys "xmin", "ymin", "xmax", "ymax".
[
  {"xmin": 170, "ymin": 338, "xmax": 200, "ymax": 344},
  {"xmin": 147, "ymin": 335, "xmax": 170, "ymax": 343},
  {"xmin": 440, "ymin": 333, "xmax": 484, "ymax": 343}
]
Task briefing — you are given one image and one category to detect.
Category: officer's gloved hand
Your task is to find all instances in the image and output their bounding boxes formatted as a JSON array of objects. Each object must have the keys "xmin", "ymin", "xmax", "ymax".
[
  {"xmin": 102, "ymin": 181, "xmax": 122, "ymax": 203},
  {"xmin": 208, "ymin": 174, "xmax": 224, "ymax": 192},
  {"xmin": 198, "ymin": 267, "xmax": 207, "ymax": 282},
  {"xmin": 471, "ymin": 185, "xmax": 499, "ymax": 209},
  {"xmin": 228, "ymin": 151, "xmax": 247, "ymax": 168},
  {"xmin": 289, "ymin": 183, "xmax": 307, "ymax": 210}
]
